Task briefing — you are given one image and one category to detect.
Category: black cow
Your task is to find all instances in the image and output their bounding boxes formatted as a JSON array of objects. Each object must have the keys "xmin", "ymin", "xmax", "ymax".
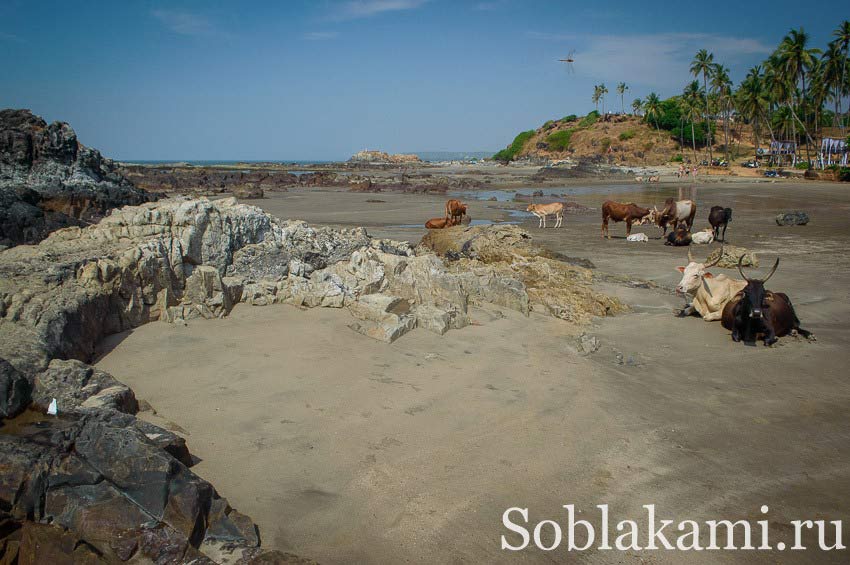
[
  {"xmin": 708, "ymin": 206, "xmax": 732, "ymax": 242},
  {"xmin": 721, "ymin": 257, "xmax": 812, "ymax": 346},
  {"xmin": 664, "ymin": 222, "xmax": 692, "ymax": 246}
]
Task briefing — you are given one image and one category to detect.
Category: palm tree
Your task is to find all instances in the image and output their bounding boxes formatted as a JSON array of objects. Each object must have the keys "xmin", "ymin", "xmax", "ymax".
[
  {"xmin": 822, "ymin": 41, "xmax": 845, "ymax": 128},
  {"xmin": 736, "ymin": 66, "xmax": 773, "ymax": 154},
  {"xmin": 690, "ymin": 49, "xmax": 715, "ymax": 162},
  {"xmin": 616, "ymin": 82, "xmax": 629, "ymax": 114},
  {"xmin": 599, "ymin": 83, "xmax": 609, "ymax": 115},
  {"xmin": 592, "ymin": 85, "xmax": 601, "ymax": 113},
  {"xmin": 774, "ymin": 28, "xmax": 821, "ymax": 164},
  {"xmin": 644, "ymin": 92, "xmax": 662, "ymax": 131},
  {"xmin": 631, "ymin": 98, "xmax": 643, "ymax": 116},
  {"xmin": 832, "ymin": 20, "xmax": 850, "ymax": 131},
  {"xmin": 711, "ymin": 64, "xmax": 733, "ymax": 161},
  {"xmin": 682, "ymin": 81, "xmax": 702, "ymax": 161}
]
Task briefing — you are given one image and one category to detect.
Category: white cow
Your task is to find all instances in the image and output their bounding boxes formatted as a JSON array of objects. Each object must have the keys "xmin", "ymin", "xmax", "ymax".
[
  {"xmin": 675, "ymin": 247, "xmax": 746, "ymax": 321},
  {"xmin": 690, "ymin": 228, "xmax": 715, "ymax": 245}
]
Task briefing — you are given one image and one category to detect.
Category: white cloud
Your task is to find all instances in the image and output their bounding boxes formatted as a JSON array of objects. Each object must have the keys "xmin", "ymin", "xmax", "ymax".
[
  {"xmin": 151, "ymin": 9, "xmax": 216, "ymax": 36},
  {"xmin": 530, "ymin": 31, "xmax": 773, "ymax": 90},
  {"xmin": 334, "ymin": 0, "xmax": 428, "ymax": 20},
  {"xmin": 304, "ymin": 31, "xmax": 340, "ymax": 41}
]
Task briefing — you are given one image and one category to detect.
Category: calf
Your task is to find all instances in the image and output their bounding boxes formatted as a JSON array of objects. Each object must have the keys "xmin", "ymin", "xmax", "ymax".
[
  {"xmin": 690, "ymin": 228, "xmax": 715, "ymax": 245},
  {"xmin": 708, "ymin": 206, "xmax": 732, "ymax": 241},
  {"xmin": 527, "ymin": 202, "xmax": 565, "ymax": 228},
  {"xmin": 665, "ymin": 223, "xmax": 692, "ymax": 246},
  {"xmin": 720, "ymin": 257, "xmax": 812, "ymax": 346}
]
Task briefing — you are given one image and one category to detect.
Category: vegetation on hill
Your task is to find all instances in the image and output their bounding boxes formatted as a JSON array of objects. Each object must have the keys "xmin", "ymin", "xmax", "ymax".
[
  {"xmin": 493, "ymin": 20, "xmax": 850, "ymax": 168},
  {"xmin": 493, "ymin": 130, "xmax": 535, "ymax": 162}
]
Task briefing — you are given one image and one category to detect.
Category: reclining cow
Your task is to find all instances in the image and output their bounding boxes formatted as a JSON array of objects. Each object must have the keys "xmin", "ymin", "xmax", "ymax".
[
  {"xmin": 675, "ymin": 247, "xmax": 746, "ymax": 321},
  {"xmin": 721, "ymin": 256, "xmax": 812, "ymax": 346}
]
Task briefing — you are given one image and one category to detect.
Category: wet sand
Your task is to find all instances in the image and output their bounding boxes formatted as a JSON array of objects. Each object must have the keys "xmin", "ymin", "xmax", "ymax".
[{"xmin": 97, "ymin": 180, "xmax": 850, "ymax": 564}]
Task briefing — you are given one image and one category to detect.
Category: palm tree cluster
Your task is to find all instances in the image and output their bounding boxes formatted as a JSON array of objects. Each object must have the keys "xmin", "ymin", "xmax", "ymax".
[{"xmin": 625, "ymin": 21, "xmax": 850, "ymax": 166}]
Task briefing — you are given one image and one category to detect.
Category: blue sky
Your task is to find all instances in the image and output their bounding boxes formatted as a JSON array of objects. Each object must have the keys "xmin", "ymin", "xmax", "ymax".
[{"xmin": 1, "ymin": 0, "xmax": 846, "ymax": 160}]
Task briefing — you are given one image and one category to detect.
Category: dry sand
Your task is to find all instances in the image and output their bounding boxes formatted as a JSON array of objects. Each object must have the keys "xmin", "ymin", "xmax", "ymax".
[{"xmin": 96, "ymin": 179, "xmax": 850, "ymax": 564}]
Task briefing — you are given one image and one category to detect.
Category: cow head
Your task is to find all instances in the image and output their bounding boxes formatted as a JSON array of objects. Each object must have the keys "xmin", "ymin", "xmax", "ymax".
[
  {"xmin": 737, "ymin": 256, "xmax": 779, "ymax": 319},
  {"xmin": 675, "ymin": 247, "xmax": 722, "ymax": 295},
  {"xmin": 641, "ymin": 207, "xmax": 659, "ymax": 226}
]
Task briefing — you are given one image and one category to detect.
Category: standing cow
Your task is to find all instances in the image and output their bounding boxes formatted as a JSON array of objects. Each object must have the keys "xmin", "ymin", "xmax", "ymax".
[
  {"xmin": 655, "ymin": 198, "xmax": 696, "ymax": 235},
  {"xmin": 445, "ymin": 199, "xmax": 468, "ymax": 225},
  {"xmin": 720, "ymin": 257, "xmax": 813, "ymax": 346},
  {"xmin": 527, "ymin": 202, "xmax": 565, "ymax": 228},
  {"xmin": 708, "ymin": 206, "xmax": 732, "ymax": 242},
  {"xmin": 601, "ymin": 201, "xmax": 651, "ymax": 239}
]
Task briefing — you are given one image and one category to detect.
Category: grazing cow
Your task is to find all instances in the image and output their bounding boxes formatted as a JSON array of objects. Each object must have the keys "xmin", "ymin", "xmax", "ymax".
[
  {"xmin": 691, "ymin": 228, "xmax": 715, "ymax": 245},
  {"xmin": 425, "ymin": 216, "xmax": 459, "ymax": 229},
  {"xmin": 665, "ymin": 223, "xmax": 692, "ymax": 246},
  {"xmin": 626, "ymin": 233, "xmax": 649, "ymax": 242},
  {"xmin": 601, "ymin": 200, "xmax": 651, "ymax": 239},
  {"xmin": 445, "ymin": 199, "xmax": 468, "ymax": 224},
  {"xmin": 657, "ymin": 198, "xmax": 696, "ymax": 235},
  {"xmin": 527, "ymin": 202, "xmax": 565, "ymax": 228},
  {"xmin": 634, "ymin": 176, "xmax": 644, "ymax": 183},
  {"xmin": 721, "ymin": 257, "xmax": 812, "ymax": 346},
  {"xmin": 675, "ymin": 247, "xmax": 746, "ymax": 321},
  {"xmin": 708, "ymin": 206, "xmax": 732, "ymax": 241},
  {"xmin": 648, "ymin": 175, "xmax": 660, "ymax": 183}
]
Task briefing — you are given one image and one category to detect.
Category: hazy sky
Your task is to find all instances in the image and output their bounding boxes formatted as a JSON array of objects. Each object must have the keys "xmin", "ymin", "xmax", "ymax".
[{"xmin": 1, "ymin": 0, "xmax": 845, "ymax": 160}]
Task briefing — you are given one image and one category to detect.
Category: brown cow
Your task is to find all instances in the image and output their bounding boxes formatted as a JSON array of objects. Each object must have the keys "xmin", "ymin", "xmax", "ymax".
[
  {"xmin": 601, "ymin": 200, "xmax": 651, "ymax": 239},
  {"xmin": 425, "ymin": 216, "xmax": 459, "ymax": 229},
  {"xmin": 445, "ymin": 199, "xmax": 468, "ymax": 224}
]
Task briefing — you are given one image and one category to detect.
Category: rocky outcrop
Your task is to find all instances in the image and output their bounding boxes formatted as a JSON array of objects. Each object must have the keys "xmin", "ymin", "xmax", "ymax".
[
  {"xmin": 705, "ymin": 245, "xmax": 759, "ymax": 269},
  {"xmin": 0, "ymin": 109, "xmax": 157, "ymax": 248},
  {"xmin": 0, "ymin": 197, "xmax": 622, "ymax": 561},
  {"xmin": 349, "ymin": 150, "xmax": 421, "ymax": 164},
  {"xmin": 121, "ymin": 164, "xmax": 298, "ymax": 195},
  {"xmin": 418, "ymin": 225, "xmax": 626, "ymax": 324}
]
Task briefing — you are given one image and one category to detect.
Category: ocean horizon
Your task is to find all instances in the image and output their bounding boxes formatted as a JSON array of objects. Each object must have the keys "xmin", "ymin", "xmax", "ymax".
[{"xmin": 120, "ymin": 151, "xmax": 495, "ymax": 166}]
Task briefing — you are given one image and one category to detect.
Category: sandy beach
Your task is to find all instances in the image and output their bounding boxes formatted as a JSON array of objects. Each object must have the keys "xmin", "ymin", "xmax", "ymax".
[{"xmin": 95, "ymin": 179, "xmax": 850, "ymax": 564}]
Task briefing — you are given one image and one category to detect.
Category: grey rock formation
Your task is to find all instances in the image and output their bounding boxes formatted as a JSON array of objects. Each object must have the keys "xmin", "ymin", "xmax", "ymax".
[
  {"xmin": 0, "ymin": 109, "xmax": 157, "ymax": 247},
  {"xmin": 0, "ymin": 196, "xmax": 622, "ymax": 561},
  {"xmin": 705, "ymin": 245, "xmax": 759, "ymax": 269},
  {"xmin": 775, "ymin": 211, "xmax": 810, "ymax": 226}
]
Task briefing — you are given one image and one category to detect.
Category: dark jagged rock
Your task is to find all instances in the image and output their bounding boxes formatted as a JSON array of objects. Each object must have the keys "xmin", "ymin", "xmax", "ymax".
[
  {"xmin": 0, "ymin": 109, "xmax": 157, "ymax": 247},
  {"xmin": 0, "ymin": 359, "xmax": 31, "ymax": 419}
]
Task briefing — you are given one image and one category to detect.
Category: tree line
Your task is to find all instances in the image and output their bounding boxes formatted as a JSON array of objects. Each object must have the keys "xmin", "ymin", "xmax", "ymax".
[{"xmin": 618, "ymin": 22, "xmax": 849, "ymax": 165}]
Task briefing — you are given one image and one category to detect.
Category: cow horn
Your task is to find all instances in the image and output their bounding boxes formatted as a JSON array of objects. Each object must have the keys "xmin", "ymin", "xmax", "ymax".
[
  {"xmin": 762, "ymin": 257, "xmax": 780, "ymax": 283},
  {"xmin": 704, "ymin": 245, "xmax": 723, "ymax": 268},
  {"xmin": 737, "ymin": 255, "xmax": 752, "ymax": 282},
  {"xmin": 687, "ymin": 248, "xmax": 695, "ymax": 263}
]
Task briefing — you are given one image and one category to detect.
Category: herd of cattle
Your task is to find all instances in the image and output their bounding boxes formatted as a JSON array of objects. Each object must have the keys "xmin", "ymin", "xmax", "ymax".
[{"xmin": 422, "ymin": 196, "xmax": 810, "ymax": 347}]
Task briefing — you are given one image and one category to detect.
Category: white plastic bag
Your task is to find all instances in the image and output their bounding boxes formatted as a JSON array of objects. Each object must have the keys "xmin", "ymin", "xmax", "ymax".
[{"xmin": 47, "ymin": 398, "xmax": 58, "ymax": 416}]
